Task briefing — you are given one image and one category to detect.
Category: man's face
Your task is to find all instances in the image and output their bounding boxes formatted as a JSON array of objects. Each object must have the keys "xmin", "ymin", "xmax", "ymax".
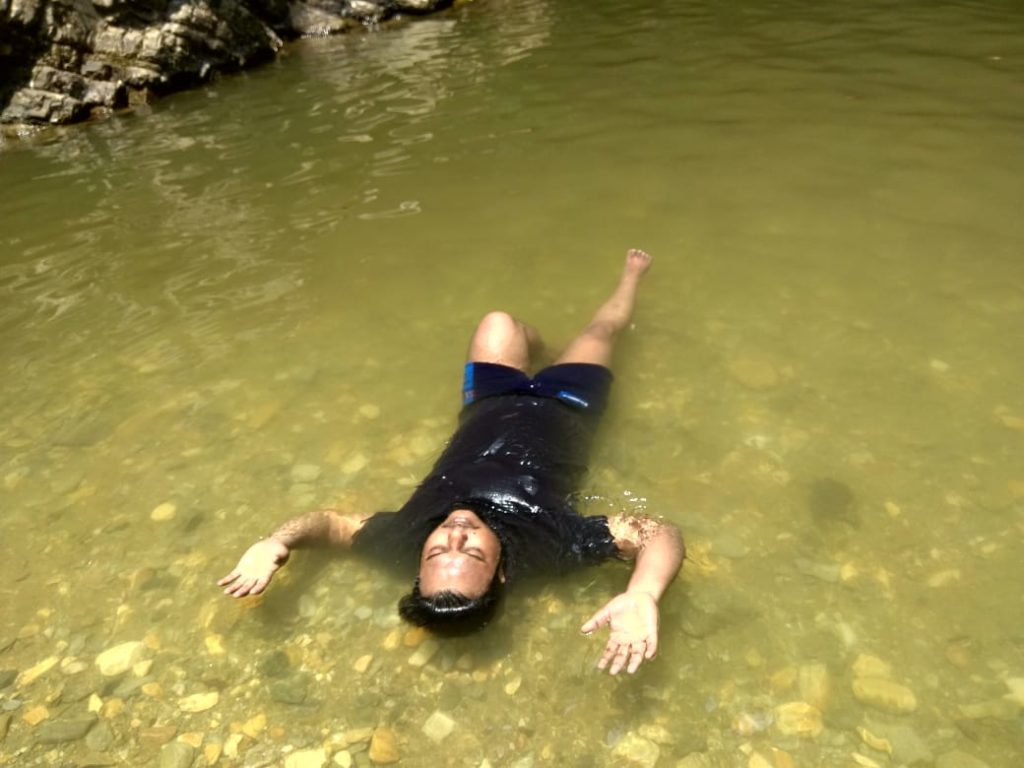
[{"xmin": 418, "ymin": 509, "xmax": 502, "ymax": 598}]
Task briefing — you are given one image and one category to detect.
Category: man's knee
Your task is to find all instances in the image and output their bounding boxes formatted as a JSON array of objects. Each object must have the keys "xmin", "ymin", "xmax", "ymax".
[
  {"xmin": 476, "ymin": 311, "xmax": 521, "ymax": 341},
  {"xmin": 584, "ymin": 320, "xmax": 618, "ymax": 342},
  {"xmin": 469, "ymin": 311, "xmax": 532, "ymax": 367}
]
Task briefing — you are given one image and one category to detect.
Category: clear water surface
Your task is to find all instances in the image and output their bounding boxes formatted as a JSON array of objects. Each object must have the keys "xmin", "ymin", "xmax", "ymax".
[{"xmin": 1, "ymin": 0, "xmax": 1023, "ymax": 765}]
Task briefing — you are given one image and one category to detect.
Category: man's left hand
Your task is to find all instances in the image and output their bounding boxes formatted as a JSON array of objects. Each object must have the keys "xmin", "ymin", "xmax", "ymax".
[{"xmin": 581, "ymin": 590, "xmax": 659, "ymax": 675}]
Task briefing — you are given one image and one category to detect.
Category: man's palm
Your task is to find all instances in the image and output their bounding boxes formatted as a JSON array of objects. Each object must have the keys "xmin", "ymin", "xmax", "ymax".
[
  {"xmin": 581, "ymin": 591, "xmax": 660, "ymax": 675},
  {"xmin": 217, "ymin": 539, "xmax": 290, "ymax": 597}
]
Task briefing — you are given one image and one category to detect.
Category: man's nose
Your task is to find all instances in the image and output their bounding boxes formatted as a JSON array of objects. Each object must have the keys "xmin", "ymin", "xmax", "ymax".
[{"xmin": 447, "ymin": 528, "xmax": 469, "ymax": 549}]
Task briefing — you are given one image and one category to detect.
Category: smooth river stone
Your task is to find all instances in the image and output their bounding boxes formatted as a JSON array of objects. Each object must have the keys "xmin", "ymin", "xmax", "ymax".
[
  {"xmin": 85, "ymin": 719, "xmax": 115, "ymax": 751},
  {"xmin": 421, "ymin": 711, "xmax": 454, "ymax": 743},
  {"xmin": 268, "ymin": 676, "xmax": 308, "ymax": 705},
  {"xmin": 160, "ymin": 741, "xmax": 196, "ymax": 768},
  {"xmin": 285, "ymin": 748, "xmax": 327, "ymax": 768},
  {"xmin": 773, "ymin": 701, "xmax": 823, "ymax": 737},
  {"xmin": 957, "ymin": 698, "xmax": 1019, "ymax": 720},
  {"xmin": 852, "ymin": 677, "xmax": 917, "ymax": 713},
  {"xmin": 368, "ymin": 727, "xmax": 400, "ymax": 763},
  {"xmin": 178, "ymin": 691, "xmax": 219, "ymax": 712},
  {"xmin": 150, "ymin": 502, "xmax": 177, "ymax": 521},
  {"xmin": 16, "ymin": 656, "xmax": 60, "ymax": 687},
  {"xmin": 852, "ymin": 654, "xmax": 892, "ymax": 679},
  {"xmin": 95, "ymin": 641, "xmax": 145, "ymax": 677},
  {"xmin": 36, "ymin": 715, "xmax": 97, "ymax": 744},
  {"xmin": 139, "ymin": 725, "xmax": 178, "ymax": 748}
]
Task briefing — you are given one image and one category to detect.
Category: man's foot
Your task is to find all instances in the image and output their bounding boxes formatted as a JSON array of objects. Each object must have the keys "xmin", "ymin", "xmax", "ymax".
[
  {"xmin": 594, "ymin": 248, "xmax": 652, "ymax": 332},
  {"xmin": 624, "ymin": 248, "xmax": 653, "ymax": 279},
  {"xmin": 551, "ymin": 248, "xmax": 653, "ymax": 366}
]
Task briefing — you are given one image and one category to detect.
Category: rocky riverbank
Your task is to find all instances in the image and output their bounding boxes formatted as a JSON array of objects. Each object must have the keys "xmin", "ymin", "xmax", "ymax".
[{"xmin": 0, "ymin": 0, "xmax": 454, "ymax": 128}]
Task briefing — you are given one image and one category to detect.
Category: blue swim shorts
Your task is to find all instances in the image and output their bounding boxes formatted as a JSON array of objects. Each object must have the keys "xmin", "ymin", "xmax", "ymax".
[{"xmin": 462, "ymin": 362, "xmax": 612, "ymax": 413}]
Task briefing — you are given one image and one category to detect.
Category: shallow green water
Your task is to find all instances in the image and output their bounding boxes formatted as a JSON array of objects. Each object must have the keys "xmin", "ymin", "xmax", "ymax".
[{"xmin": 2, "ymin": 0, "xmax": 1023, "ymax": 765}]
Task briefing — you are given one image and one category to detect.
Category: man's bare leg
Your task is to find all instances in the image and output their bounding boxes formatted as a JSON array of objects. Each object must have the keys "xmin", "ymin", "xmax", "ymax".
[
  {"xmin": 556, "ymin": 248, "xmax": 653, "ymax": 368},
  {"xmin": 467, "ymin": 311, "xmax": 544, "ymax": 372}
]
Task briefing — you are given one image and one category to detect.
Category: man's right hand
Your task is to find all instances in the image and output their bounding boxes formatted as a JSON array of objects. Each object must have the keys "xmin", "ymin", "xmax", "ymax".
[{"xmin": 217, "ymin": 538, "xmax": 290, "ymax": 597}]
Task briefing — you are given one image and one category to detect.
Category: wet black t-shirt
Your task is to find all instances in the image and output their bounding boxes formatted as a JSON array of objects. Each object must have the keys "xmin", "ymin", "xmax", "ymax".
[{"xmin": 351, "ymin": 394, "xmax": 619, "ymax": 583}]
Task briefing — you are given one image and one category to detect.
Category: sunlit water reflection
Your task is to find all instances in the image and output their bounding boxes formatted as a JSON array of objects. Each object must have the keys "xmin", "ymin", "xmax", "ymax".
[{"xmin": 2, "ymin": 0, "xmax": 1023, "ymax": 765}]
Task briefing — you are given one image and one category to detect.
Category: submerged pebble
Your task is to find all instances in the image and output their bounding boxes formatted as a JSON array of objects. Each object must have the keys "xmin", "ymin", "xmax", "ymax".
[
  {"xmin": 369, "ymin": 726, "xmax": 400, "ymax": 762},
  {"xmin": 85, "ymin": 719, "xmax": 115, "ymax": 751},
  {"xmin": 36, "ymin": 715, "xmax": 97, "ymax": 744},
  {"xmin": 422, "ymin": 711, "xmax": 455, "ymax": 742},
  {"xmin": 16, "ymin": 656, "xmax": 60, "ymax": 688},
  {"xmin": 159, "ymin": 741, "xmax": 195, "ymax": 768},
  {"xmin": 150, "ymin": 502, "xmax": 177, "ymax": 521},
  {"xmin": 611, "ymin": 732, "xmax": 660, "ymax": 767},
  {"xmin": 178, "ymin": 691, "xmax": 218, "ymax": 712},
  {"xmin": 852, "ymin": 677, "xmax": 917, "ymax": 713},
  {"xmin": 857, "ymin": 726, "xmax": 893, "ymax": 755},
  {"xmin": 732, "ymin": 711, "xmax": 772, "ymax": 736},
  {"xmin": 957, "ymin": 698, "xmax": 1018, "ymax": 720},
  {"xmin": 773, "ymin": 701, "xmax": 823, "ymax": 737},
  {"xmin": 139, "ymin": 725, "xmax": 178, "ymax": 748},
  {"xmin": 285, "ymin": 748, "xmax": 327, "ymax": 768},
  {"xmin": 242, "ymin": 713, "xmax": 267, "ymax": 738},
  {"xmin": 23, "ymin": 705, "xmax": 50, "ymax": 725},
  {"xmin": 852, "ymin": 654, "xmax": 891, "ymax": 679},
  {"xmin": 95, "ymin": 641, "xmax": 145, "ymax": 677},
  {"xmin": 269, "ymin": 675, "xmax": 309, "ymax": 705}
]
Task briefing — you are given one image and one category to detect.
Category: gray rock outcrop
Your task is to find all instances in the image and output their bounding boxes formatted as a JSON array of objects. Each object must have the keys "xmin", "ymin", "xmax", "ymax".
[{"xmin": 0, "ymin": 0, "xmax": 451, "ymax": 126}]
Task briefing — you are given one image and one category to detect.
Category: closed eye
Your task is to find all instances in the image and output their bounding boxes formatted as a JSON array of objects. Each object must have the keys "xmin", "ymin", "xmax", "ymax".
[{"xmin": 426, "ymin": 546, "xmax": 486, "ymax": 562}]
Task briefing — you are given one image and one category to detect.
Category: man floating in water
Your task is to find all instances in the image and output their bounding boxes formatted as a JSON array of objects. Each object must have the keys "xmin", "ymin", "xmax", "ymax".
[{"xmin": 219, "ymin": 249, "xmax": 683, "ymax": 675}]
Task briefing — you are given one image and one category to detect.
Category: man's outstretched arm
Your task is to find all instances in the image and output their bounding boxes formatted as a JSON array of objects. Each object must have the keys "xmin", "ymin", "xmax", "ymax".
[
  {"xmin": 218, "ymin": 510, "xmax": 367, "ymax": 598},
  {"xmin": 581, "ymin": 514, "xmax": 684, "ymax": 675}
]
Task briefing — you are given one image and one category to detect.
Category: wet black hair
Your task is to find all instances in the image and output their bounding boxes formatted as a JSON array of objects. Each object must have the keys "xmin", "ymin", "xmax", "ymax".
[{"xmin": 397, "ymin": 577, "xmax": 504, "ymax": 637}]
